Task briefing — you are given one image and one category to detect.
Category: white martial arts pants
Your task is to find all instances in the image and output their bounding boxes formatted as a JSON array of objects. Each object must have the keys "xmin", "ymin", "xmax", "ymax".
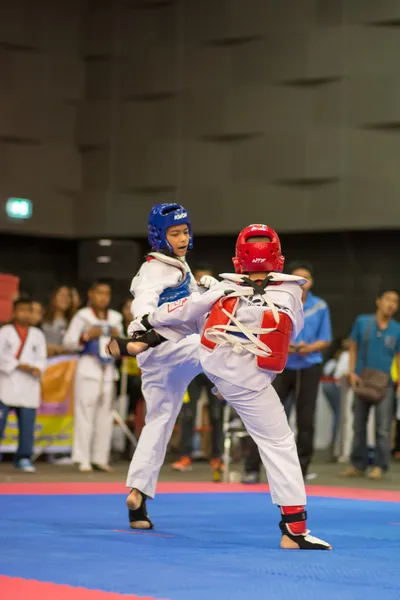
[
  {"xmin": 72, "ymin": 371, "xmax": 115, "ymax": 467},
  {"xmin": 207, "ymin": 374, "xmax": 307, "ymax": 506},
  {"xmin": 126, "ymin": 334, "xmax": 201, "ymax": 497}
]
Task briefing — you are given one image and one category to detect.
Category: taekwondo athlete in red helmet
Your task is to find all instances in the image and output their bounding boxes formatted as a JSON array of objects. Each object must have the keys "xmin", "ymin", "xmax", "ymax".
[
  {"xmin": 110, "ymin": 224, "xmax": 331, "ymax": 550},
  {"xmin": 124, "ymin": 203, "xmax": 218, "ymax": 531}
]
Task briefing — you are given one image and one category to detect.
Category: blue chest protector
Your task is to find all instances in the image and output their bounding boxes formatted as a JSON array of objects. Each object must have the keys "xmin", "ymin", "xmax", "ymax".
[
  {"xmin": 158, "ymin": 272, "xmax": 192, "ymax": 307},
  {"xmin": 81, "ymin": 338, "xmax": 113, "ymax": 365}
]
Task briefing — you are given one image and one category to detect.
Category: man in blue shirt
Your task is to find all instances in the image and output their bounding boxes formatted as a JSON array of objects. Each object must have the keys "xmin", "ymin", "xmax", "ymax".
[
  {"xmin": 342, "ymin": 289, "xmax": 400, "ymax": 479},
  {"xmin": 243, "ymin": 262, "xmax": 332, "ymax": 481}
]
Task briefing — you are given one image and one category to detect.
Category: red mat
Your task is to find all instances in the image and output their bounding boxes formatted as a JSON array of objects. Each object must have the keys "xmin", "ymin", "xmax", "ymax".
[
  {"xmin": 1, "ymin": 481, "xmax": 399, "ymax": 501},
  {"xmin": 0, "ymin": 576, "xmax": 164, "ymax": 600}
]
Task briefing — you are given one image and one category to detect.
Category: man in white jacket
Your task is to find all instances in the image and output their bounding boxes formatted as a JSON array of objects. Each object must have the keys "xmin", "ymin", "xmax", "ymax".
[
  {"xmin": 0, "ymin": 298, "xmax": 47, "ymax": 472},
  {"xmin": 63, "ymin": 280, "xmax": 123, "ymax": 472}
]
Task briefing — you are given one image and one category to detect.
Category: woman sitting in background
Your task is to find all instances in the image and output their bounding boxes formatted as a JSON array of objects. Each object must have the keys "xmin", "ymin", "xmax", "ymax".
[{"xmin": 41, "ymin": 286, "xmax": 73, "ymax": 357}]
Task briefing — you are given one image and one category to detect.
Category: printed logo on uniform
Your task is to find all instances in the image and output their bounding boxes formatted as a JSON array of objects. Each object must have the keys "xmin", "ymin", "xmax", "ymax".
[
  {"xmin": 174, "ymin": 212, "xmax": 187, "ymax": 220},
  {"xmin": 167, "ymin": 297, "xmax": 188, "ymax": 312},
  {"xmin": 252, "ymin": 258, "xmax": 264, "ymax": 263}
]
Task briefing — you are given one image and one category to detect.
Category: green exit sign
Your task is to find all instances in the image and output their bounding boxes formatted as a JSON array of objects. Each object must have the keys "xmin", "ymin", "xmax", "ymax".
[{"xmin": 6, "ymin": 198, "xmax": 33, "ymax": 219}]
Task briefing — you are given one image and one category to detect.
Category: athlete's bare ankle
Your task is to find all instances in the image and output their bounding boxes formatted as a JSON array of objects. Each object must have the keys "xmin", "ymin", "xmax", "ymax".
[{"xmin": 127, "ymin": 488, "xmax": 142, "ymax": 506}]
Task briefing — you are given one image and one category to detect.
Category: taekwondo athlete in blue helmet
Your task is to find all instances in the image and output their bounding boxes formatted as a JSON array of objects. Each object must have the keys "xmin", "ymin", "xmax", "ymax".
[{"xmin": 125, "ymin": 203, "xmax": 218, "ymax": 529}]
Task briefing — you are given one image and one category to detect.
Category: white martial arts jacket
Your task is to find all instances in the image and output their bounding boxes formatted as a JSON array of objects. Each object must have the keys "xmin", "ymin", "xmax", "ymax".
[
  {"xmin": 63, "ymin": 307, "xmax": 123, "ymax": 382},
  {"xmin": 129, "ymin": 253, "xmax": 199, "ymax": 365},
  {"xmin": 144, "ymin": 274, "xmax": 306, "ymax": 392},
  {"xmin": 0, "ymin": 324, "xmax": 47, "ymax": 408},
  {"xmin": 130, "ymin": 253, "xmax": 198, "ymax": 319}
]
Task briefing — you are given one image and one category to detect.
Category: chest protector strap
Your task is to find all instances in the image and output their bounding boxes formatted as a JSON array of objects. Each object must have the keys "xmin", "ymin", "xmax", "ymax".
[
  {"xmin": 201, "ymin": 297, "xmax": 239, "ymax": 351},
  {"xmin": 200, "ymin": 286, "xmax": 293, "ymax": 374}
]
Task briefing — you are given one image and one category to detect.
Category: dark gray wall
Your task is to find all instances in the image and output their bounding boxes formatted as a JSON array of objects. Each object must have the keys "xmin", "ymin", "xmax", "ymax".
[
  {"xmin": 0, "ymin": 0, "xmax": 83, "ymax": 236},
  {"xmin": 0, "ymin": 234, "xmax": 78, "ymax": 302},
  {"xmin": 1, "ymin": 0, "xmax": 400, "ymax": 237}
]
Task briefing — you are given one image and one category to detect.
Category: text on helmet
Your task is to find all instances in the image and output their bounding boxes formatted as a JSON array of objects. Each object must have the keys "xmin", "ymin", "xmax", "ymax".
[{"xmin": 174, "ymin": 212, "xmax": 187, "ymax": 220}]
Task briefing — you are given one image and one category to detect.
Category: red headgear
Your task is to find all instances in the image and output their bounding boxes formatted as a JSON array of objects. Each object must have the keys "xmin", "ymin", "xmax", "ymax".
[{"xmin": 232, "ymin": 224, "xmax": 285, "ymax": 274}]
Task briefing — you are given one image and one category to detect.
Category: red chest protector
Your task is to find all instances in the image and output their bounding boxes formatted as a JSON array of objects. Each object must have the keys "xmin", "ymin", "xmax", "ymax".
[
  {"xmin": 201, "ymin": 297, "xmax": 239, "ymax": 351},
  {"xmin": 201, "ymin": 297, "xmax": 292, "ymax": 373},
  {"xmin": 257, "ymin": 310, "xmax": 292, "ymax": 373}
]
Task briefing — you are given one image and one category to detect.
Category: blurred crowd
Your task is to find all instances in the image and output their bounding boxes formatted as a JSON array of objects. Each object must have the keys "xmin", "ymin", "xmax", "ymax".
[{"xmin": 1, "ymin": 262, "xmax": 400, "ymax": 483}]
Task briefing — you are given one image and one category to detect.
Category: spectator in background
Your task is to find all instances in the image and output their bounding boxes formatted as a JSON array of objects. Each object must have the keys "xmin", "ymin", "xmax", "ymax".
[
  {"xmin": 30, "ymin": 301, "xmax": 44, "ymax": 327},
  {"xmin": 322, "ymin": 337, "xmax": 350, "ymax": 460},
  {"xmin": 41, "ymin": 287, "xmax": 74, "ymax": 464},
  {"xmin": 191, "ymin": 264, "xmax": 215, "ymax": 284},
  {"xmin": 70, "ymin": 287, "xmax": 81, "ymax": 317},
  {"xmin": 0, "ymin": 298, "xmax": 47, "ymax": 472},
  {"xmin": 42, "ymin": 286, "xmax": 72, "ymax": 357},
  {"xmin": 342, "ymin": 289, "xmax": 400, "ymax": 480},
  {"xmin": 243, "ymin": 261, "xmax": 332, "ymax": 482},
  {"xmin": 63, "ymin": 281, "xmax": 123, "ymax": 472},
  {"xmin": 172, "ymin": 267, "xmax": 225, "ymax": 473}
]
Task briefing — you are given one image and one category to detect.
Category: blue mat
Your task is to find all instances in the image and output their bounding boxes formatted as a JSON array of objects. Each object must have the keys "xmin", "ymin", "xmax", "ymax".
[{"xmin": 1, "ymin": 493, "xmax": 400, "ymax": 600}]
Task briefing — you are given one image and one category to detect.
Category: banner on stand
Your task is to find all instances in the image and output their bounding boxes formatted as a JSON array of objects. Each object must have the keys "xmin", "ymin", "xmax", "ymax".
[{"xmin": 0, "ymin": 355, "xmax": 77, "ymax": 454}]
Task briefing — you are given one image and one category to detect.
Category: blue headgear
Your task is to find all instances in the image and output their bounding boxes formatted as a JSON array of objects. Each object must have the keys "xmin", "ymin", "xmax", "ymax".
[{"xmin": 148, "ymin": 203, "xmax": 193, "ymax": 253}]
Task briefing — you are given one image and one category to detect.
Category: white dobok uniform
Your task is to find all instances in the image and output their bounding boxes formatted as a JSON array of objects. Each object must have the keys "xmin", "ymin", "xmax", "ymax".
[
  {"xmin": 63, "ymin": 307, "xmax": 123, "ymax": 466},
  {"xmin": 142, "ymin": 273, "xmax": 308, "ymax": 507},
  {"xmin": 126, "ymin": 252, "xmax": 202, "ymax": 497},
  {"xmin": 0, "ymin": 325, "xmax": 47, "ymax": 409}
]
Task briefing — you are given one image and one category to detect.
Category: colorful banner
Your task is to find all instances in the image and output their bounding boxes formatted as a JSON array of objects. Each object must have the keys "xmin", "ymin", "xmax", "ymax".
[{"xmin": 0, "ymin": 355, "xmax": 77, "ymax": 454}]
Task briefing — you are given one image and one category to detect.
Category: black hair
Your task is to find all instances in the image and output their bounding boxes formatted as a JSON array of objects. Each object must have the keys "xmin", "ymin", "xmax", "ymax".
[
  {"xmin": 89, "ymin": 279, "xmax": 112, "ymax": 291},
  {"xmin": 13, "ymin": 297, "xmax": 32, "ymax": 309},
  {"xmin": 288, "ymin": 260, "xmax": 314, "ymax": 277},
  {"xmin": 42, "ymin": 285, "xmax": 72, "ymax": 324},
  {"xmin": 192, "ymin": 263, "xmax": 213, "ymax": 274},
  {"xmin": 324, "ymin": 336, "xmax": 344, "ymax": 362},
  {"xmin": 377, "ymin": 288, "xmax": 400, "ymax": 299},
  {"xmin": 120, "ymin": 298, "xmax": 132, "ymax": 311}
]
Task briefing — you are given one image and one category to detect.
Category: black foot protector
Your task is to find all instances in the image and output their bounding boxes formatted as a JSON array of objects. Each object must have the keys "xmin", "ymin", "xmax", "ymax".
[{"xmin": 127, "ymin": 491, "xmax": 154, "ymax": 530}]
